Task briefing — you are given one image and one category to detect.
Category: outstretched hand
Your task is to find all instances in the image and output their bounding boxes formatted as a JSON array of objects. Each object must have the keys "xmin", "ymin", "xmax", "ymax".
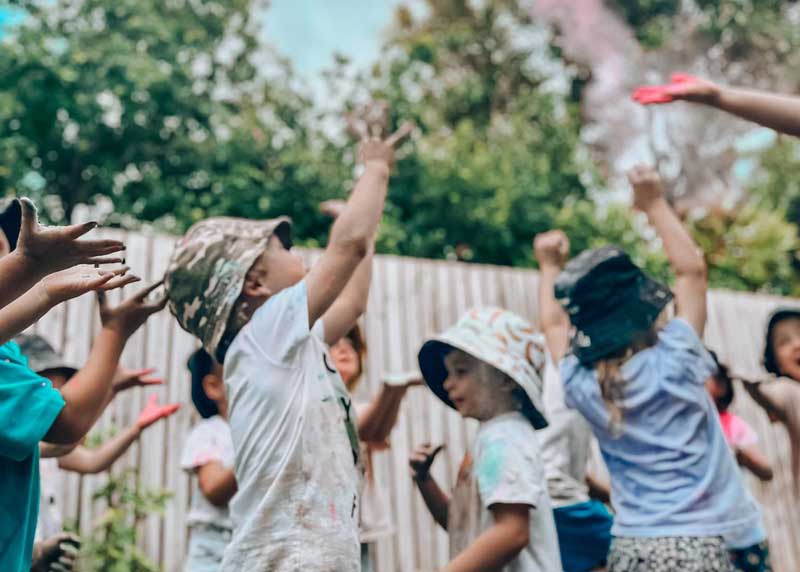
[
  {"xmin": 31, "ymin": 532, "xmax": 80, "ymax": 572},
  {"xmin": 137, "ymin": 394, "xmax": 181, "ymax": 430},
  {"xmin": 41, "ymin": 265, "xmax": 140, "ymax": 304},
  {"xmin": 16, "ymin": 198, "xmax": 126, "ymax": 274},
  {"xmin": 409, "ymin": 442, "xmax": 445, "ymax": 482},
  {"xmin": 627, "ymin": 165, "xmax": 665, "ymax": 212},
  {"xmin": 533, "ymin": 230, "xmax": 570, "ymax": 269},
  {"xmin": 98, "ymin": 279, "xmax": 167, "ymax": 339},
  {"xmin": 112, "ymin": 367, "xmax": 163, "ymax": 394},
  {"xmin": 357, "ymin": 122, "xmax": 415, "ymax": 169},
  {"xmin": 632, "ymin": 73, "xmax": 720, "ymax": 106}
]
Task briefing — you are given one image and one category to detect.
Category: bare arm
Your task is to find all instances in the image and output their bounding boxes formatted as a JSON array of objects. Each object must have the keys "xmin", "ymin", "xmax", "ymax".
[
  {"xmin": 533, "ymin": 231, "xmax": 571, "ymax": 362},
  {"xmin": 443, "ymin": 504, "xmax": 530, "ymax": 572},
  {"xmin": 357, "ymin": 383, "xmax": 411, "ymax": 444},
  {"xmin": 305, "ymin": 124, "xmax": 411, "ymax": 328},
  {"xmin": 57, "ymin": 425, "xmax": 140, "ymax": 474},
  {"xmin": 0, "ymin": 198, "xmax": 124, "ymax": 310},
  {"xmin": 43, "ymin": 283, "xmax": 167, "ymax": 444},
  {"xmin": 410, "ymin": 443, "xmax": 449, "ymax": 530},
  {"xmin": 629, "ymin": 166, "xmax": 707, "ymax": 335},
  {"xmin": 743, "ymin": 381, "xmax": 788, "ymax": 424},
  {"xmin": 635, "ymin": 74, "xmax": 800, "ymax": 137},
  {"xmin": 39, "ymin": 441, "xmax": 80, "ymax": 459},
  {"xmin": 735, "ymin": 445, "xmax": 774, "ymax": 482},
  {"xmin": 586, "ymin": 471, "xmax": 611, "ymax": 504},
  {"xmin": 197, "ymin": 461, "xmax": 238, "ymax": 507},
  {"xmin": 321, "ymin": 246, "xmax": 373, "ymax": 346}
]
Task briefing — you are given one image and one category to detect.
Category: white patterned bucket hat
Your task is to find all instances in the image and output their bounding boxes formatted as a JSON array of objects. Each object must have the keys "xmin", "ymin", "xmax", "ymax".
[{"xmin": 418, "ymin": 307, "xmax": 548, "ymax": 429}]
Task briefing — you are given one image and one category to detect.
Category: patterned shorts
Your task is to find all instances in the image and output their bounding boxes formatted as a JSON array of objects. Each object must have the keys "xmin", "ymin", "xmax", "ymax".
[
  {"xmin": 608, "ymin": 536, "xmax": 734, "ymax": 572},
  {"xmin": 729, "ymin": 541, "xmax": 772, "ymax": 572}
]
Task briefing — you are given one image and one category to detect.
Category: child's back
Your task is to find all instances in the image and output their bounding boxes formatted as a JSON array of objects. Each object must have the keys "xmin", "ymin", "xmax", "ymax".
[{"xmin": 561, "ymin": 317, "xmax": 762, "ymax": 547}]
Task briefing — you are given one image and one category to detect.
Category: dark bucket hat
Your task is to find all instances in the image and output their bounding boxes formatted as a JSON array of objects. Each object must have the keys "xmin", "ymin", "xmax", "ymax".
[
  {"xmin": 554, "ymin": 245, "xmax": 673, "ymax": 366},
  {"xmin": 15, "ymin": 334, "xmax": 79, "ymax": 378},
  {"xmin": 187, "ymin": 348, "xmax": 220, "ymax": 419},
  {"xmin": 763, "ymin": 307, "xmax": 800, "ymax": 375},
  {"xmin": 0, "ymin": 198, "xmax": 21, "ymax": 251}
]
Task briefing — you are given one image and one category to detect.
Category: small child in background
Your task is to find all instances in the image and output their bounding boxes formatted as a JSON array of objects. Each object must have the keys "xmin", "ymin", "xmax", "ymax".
[
  {"xmin": 180, "ymin": 348, "xmax": 236, "ymax": 572},
  {"xmin": 540, "ymin": 165, "xmax": 764, "ymax": 571},
  {"xmin": 744, "ymin": 307, "xmax": 800, "ymax": 492},
  {"xmin": 705, "ymin": 351, "xmax": 773, "ymax": 482},
  {"xmin": 13, "ymin": 334, "xmax": 177, "ymax": 541},
  {"xmin": 411, "ymin": 308, "xmax": 562, "ymax": 572}
]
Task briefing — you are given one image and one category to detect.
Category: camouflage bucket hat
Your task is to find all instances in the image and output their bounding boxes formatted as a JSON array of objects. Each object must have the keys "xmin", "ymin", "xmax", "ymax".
[
  {"xmin": 418, "ymin": 307, "xmax": 549, "ymax": 429},
  {"xmin": 164, "ymin": 216, "xmax": 292, "ymax": 360},
  {"xmin": 15, "ymin": 334, "xmax": 79, "ymax": 378}
]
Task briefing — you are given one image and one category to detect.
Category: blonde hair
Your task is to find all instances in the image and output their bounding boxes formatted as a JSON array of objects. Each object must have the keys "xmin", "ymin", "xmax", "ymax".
[{"xmin": 594, "ymin": 325, "xmax": 660, "ymax": 436}]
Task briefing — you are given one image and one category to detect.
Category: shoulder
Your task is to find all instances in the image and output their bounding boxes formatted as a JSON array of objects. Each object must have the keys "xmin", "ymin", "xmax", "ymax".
[{"xmin": 477, "ymin": 414, "xmax": 540, "ymax": 460}]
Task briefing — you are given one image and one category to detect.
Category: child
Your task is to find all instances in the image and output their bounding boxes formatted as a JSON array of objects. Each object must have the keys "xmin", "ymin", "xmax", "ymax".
[
  {"xmin": 0, "ymin": 199, "xmax": 142, "ymax": 572},
  {"xmin": 744, "ymin": 307, "xmax": 800, "ymax": 492},
  {"xmin": 164, "ymin": 124, "xmax": 411, "ymax": 571},
  {"xmin": 411, "ymin": 308, "xmax": 562, "ymax": 572},
  {"xmin": 180, "ymin": 348, "xmax": 236, "ymax": 572},
  {"xmin": 633, "ymin": 73, "xmax": 800, "ymax": 138},
  {"xmin": 705, "ymin": 351, "xmax": 773, "ymax": 482},
  {"xmin": 12, "ymin": 333, "xmax": 178, "ymax": 540},
  {"xmin": 539, "ymin": 165, "xmax": 764, "ymax": 572}
]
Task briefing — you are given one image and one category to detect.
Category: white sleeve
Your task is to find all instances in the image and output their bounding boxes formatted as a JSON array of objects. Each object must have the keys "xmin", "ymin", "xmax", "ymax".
[
  {"xmin": 476, "ymin": 420, "xmax": 547, "ymax": 510},
  {"xmin": 246, "ymin": 280, "xmax": 311, "ymax": 366},
  {"xmin": 180, "ymin": 422, "xmax": 227, "ymax": 472}
]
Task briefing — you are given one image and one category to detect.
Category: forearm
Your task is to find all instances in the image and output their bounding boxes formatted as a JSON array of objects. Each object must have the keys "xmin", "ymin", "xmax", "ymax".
[
  {"xmin": 0, "ymin": 251, "xmax": 46, "ymax": 310},
  {"xmin": 537, "ymin": 265, "xmax": 570, "ymax": 360},
  {"xmin": 443, "ymin": 523, "xmax": 526, "ymax": 572},
  {"xmin": 44, "ymin": 328, "xmax": 125, "ymax": 443},
  {"xmin": 716, "ymin": 87, "xmax": 800, "ymax": 138},
  {"xmin": 747, "ymin": 384, "xmax": 787, "ymax": 423},
  {"xmin": 357, "ymin": 384, "xmax": 406, "ymax": 443},
  {"xmin": 329, "ymin": 163, "xmax": 389, "ymax": 252},
  {"xmin": 58, "ymin": 425, "xmax": 139, "ymax": 474},
  {"xmin": 415, "ymin": 475, "xmax": 450, "ymax": 530},
  {"xmin": 39, "ymin": 442, "xmax": 80, "ymax": 459},
  {"xmin": 0, "ymin": 282, "xmax": 54, "ymax": 345},
  {"xmin": 644, "ymin": 199, "xmax": 705, "ymax": 278},
  {"xmin": 736, "ymin": 446, "xmax": 774, "ymax": 482}
]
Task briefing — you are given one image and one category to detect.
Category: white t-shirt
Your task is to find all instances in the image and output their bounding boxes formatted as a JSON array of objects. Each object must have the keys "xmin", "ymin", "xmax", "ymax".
[
  {"xmin": 221, "ymin": 281, "xmax": 362, "ymax": 572},
  {"xmin": 538, "ymin": 360, "xmax": 592, "ymax": 508},
  {"xmin": 180, "ymin": 415, "xmax": 235, "ymax": 529},
  {"xmin": 448, "ymin": 412, "xmax": 562, "ymax": 572}
]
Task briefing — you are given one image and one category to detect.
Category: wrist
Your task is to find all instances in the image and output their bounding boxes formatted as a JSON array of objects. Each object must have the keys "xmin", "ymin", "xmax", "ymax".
[
  {"xmin": 640, "ymin": 196, "xmax": 669, "ymax": 216},
  {"xmin": 538, "ymin": 260, "xmax": 564, "ymax": 272},
  {"xmin": 364, "ymin": 160, "xmax": 391, "ymax": 178},
  {"xmin": 413, "ymin": 472, "xmax": 431, "ymax": 484}
]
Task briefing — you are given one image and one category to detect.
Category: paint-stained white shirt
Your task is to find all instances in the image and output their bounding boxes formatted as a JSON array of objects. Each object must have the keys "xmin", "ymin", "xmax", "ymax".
[
  {"xmin": 449, "ymin": 412, "xmax": 562, "ymax": 572},
  {"xmin": 221, "ymin": 281, "xmax": 362, "ymax": 572}
]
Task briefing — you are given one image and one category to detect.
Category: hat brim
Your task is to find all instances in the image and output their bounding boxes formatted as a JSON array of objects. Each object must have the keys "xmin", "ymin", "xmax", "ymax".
[
  {"xmin": 572, "ymin": 274, "xmax": 672, "ymax": 365},
  {"xmin": 418, "ymin": 339, "xmax": 548, "ymax": 430}
]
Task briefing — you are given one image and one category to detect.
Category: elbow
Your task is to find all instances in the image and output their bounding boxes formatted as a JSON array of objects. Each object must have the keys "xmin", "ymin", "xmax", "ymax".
[
  {"xmin": 507, "ymin": 526, "xmax": 530, "ymax": 555},
  {"xmin": 199, "ymin": 481, "xmax": 230, "ymax": 507},
  {"xmin": 679, "ymin": 256, "xmax": 708, "ymax": 281}
]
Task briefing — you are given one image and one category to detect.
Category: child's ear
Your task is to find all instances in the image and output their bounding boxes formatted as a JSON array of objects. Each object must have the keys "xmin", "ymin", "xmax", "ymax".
[{"xmin": 202, "ymin": 374, "xmax": 224, "ymax": 401}]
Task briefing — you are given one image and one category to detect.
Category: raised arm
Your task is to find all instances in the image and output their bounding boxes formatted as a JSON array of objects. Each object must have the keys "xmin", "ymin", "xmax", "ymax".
[
  {"xmin": 43, "ymin": 283, "xmax": 167, "ymax": 444},
  {"xmin": 0, "ymin": 198, "xmax": 125, "ymax": 310},
  {"xmin": 318, "ymin": 199, "xmax": 375, "ymax": 345},
  {"xmin": 409, "ymin": 443, "xmax": 449, "ymax": 530},
  {"xmin": 634, "ymin": 74, "xmax": 800, "ymax": 138},
  {"xmin": 628, "ymin": 165, "xmax": 707, "ymax": 335},
  {"xmin": 356, "ymin": 375, "xmax": 421, "ymax": 443},
  {"xmin": 304, "ymin": 123, "xmax": 412, "ymax": 328},
  {"xmin": 533, "ymin": 231, "xmax": 572, "ymax": 362},
  {"xmin": 0, "ymin": 266, "xmax": 138, "ymax": 345}
]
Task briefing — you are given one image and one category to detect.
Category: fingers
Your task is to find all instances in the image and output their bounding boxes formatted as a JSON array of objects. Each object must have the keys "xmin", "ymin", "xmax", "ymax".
[
  {"xmin": 62, "ymin": 220, "xmax": 100, "ymax": 240},
  {"xmin": 146, "ymin": 394, "xmax": 158, "ymax": 408},
  {"xmin": 98, "ymin": 273, "xmax": 141, "ymax": 292},
  {"xmin": 160, "ymin": 403, "xmax": 181, "ymax": 418},
  {"xmin": 78, "ymin": 238, "xmax": 126, "ymax": 255},
  {"xmin": 136, "ymin": 278, "xmax": 165, "ymax": 301},
  {"xmin": 18, "ymin": 197, "xmax": 38, "ymax": 235},
  {"xmin": 140, "ymin": 377, "xmax": 164, "ymax": 386},
  {"xmin": 84, "ymin": 255, "xmax": 126, "ymax": 266},
  {"xmin": 385, "ymin": 121, "xmax": 414, "ymax": 148},
  {"xmin": 430, "ymin": 443, "xmax": 445, "ymax": 460}
]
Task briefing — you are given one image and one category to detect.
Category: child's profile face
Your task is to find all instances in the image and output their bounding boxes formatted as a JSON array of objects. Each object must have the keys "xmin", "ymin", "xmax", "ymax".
[
  {"xmin": 772, "ymin": 317, "xmax": 800, "ymax": 381},
  {"xmin": 330, "ymin": 337, "xmax": 360, "ymax": 388},
  {"xmin": 247, "ymin": 234, "xmax": 306, "ymax": 300},
  {"xmin": 442, "ymin": 350, "xmax": 515, "ymax": 421}
]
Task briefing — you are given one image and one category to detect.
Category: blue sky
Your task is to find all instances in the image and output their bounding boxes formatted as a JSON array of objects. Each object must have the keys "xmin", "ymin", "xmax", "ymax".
[{"xmin": 262, "ymin": 0, "xmax": 402, "ymax": 82}]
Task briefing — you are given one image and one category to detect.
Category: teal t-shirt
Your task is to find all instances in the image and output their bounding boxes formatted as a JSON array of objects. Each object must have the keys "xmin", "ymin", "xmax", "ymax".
[{"xmin": 0, "ymin": 340, "xmax": 65, "ymax": 572}]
